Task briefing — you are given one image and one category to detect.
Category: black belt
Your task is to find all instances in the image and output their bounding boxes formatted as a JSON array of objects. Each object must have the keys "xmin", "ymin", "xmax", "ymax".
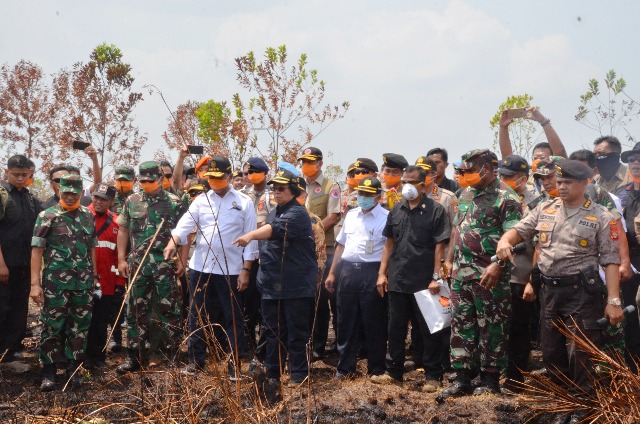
[
  {"xmin": 343, "ymin": 261, "xmax": 380, "ymax": 269},
  {"xmin": 540, "ymin": 274, "xmax": 581, "ymax": 288}
]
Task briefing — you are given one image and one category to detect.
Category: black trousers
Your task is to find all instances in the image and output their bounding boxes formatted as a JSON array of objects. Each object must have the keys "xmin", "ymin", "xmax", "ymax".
[
  {"xmin": 622, "ymin": 275, "xmax": 640, "ymax": 371},
  {"xmin": 86, "ymin": 294, "xmax": 119, "ymax": 361},
  {"xmin": 507, "ymin": 283, "xmax": 534, "ymax": 382},
  {"xmin": 241, "ymin": 261, "xmax": 262, "ymax": 352},
  {"xmin": 312, "ymin": 253, "xmax": 337, "ymax": 354},
  {"xmin": 0, "ymin": 266, "xmax": 30, "ymax": 358},
  {"xmin": 335, "ymin": 262, "xmax": 387, "ymax": 375},
  {"xmin": 387, "ymin": 291, "xmax": 445, "ymax": 381}
]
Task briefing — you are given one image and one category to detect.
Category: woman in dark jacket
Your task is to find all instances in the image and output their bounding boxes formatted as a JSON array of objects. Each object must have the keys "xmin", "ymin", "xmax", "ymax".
[{"xmin": 234, "ymin": 169, "xmax": 317, "ymax": 397}]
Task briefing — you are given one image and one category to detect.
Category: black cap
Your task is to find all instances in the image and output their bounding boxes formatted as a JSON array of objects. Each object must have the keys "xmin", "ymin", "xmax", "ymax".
[
  {"xmin": 205, "ymin": 156, "xmax": 232, "ymax": 177},
  {"xmin": 415, "ymin": 156, "xmax": 436, "ymax": 172},
  {"xmin": 555, "ymin": 160, "xmax": 593, "ymax": 180},
  {"xmin": 382, "ymin": 153, "xmax": 408, "ymax": 170},
  {"xmin": 298, "ymin": 147, "xmax": 323, "ymax": 161},
  {"xmin": 356, "ymin": 177, "xmax": 382, "ymax": 195},
  {"xmin": 92, "ymin": 183, "xmax": 116, "ymax": 200},
  {"xmin": 184, "ymin": 167, "xmax": 196, "ymax": 178},
  {"xmin": 498, "ymin": 155, "xmax": 530, "ymax": 176},
  {"xmin": 297, "ymin": 177, "xmax": 307, "ymax": 191},
  {"xmin": 246, "ymin": 156, "xmax": 269, "ymax": 172},
  {"xmin": 621, "ymin": 142, "xmax": 640, "ymax": 163},
  {"xmin": 268, "ymin": 169, "xmax": 301, "ymax": 185},
  {"xmin": 353, "ymin": 157, "xmax": 378, "ymax": 172}
]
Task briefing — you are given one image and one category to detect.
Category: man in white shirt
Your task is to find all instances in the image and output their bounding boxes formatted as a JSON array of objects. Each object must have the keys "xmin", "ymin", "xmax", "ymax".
[
  {"xmin": 165, "ymin": 156, "xmax": 258, "ymax": 376},
  {"xmin": 325, "ymin": 177, "xmax": 388, "ymax": 378}
]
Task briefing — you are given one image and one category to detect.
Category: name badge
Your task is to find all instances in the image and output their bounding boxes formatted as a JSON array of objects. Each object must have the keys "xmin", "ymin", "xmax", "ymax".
[{"xmin": 365, "ymin": 240, "xmax": 374, "ymax": 254}]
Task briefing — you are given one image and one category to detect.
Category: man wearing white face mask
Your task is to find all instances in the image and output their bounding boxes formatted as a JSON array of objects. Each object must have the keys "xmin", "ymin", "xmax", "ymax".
[{"xmin": 372, "ymin": 166, "xmax": 450, "ymax": 391}]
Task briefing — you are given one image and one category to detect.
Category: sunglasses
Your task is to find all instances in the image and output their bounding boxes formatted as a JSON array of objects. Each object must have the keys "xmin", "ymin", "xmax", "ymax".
[
  {"xmin": 247, "ymin": 170, "xmax": 262, "ymax": 174},
  {"xmin": 164, "ymin": 173, "xmax": 173, "ymax": 179},
  {"xmin": 627, "ymin": 156, "xmax": 640, "ymax": 163},
  {"xmin": 273, "ymin": 186, "xmax": 289, "ymax": 192},
  {"xmin": 401, "ymin": 180, "xmax": 423, "ymax": 185},
  {"xmin": 353, "ymin": 169, "xmax": 371, "ymax": 175}
]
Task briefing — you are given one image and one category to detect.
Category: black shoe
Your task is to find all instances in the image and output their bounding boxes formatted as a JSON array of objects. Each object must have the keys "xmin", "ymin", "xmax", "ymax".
[
  {"xmin": 263, "ymin": 377, "xmax": 282, "ymax": 405},
  {"xmin": 326, "ymin": 342, "xmax": 337, "ymax": 355},
  {"xmin": 436, "ymin": 377, "xmax": 473, "ymax": 403},
  {"xmin": 473, "ymin": 372, "xmax": 501, "ymax": 395},
  {"xmin": 311, "ymin": 351, "xmax": 324, "ymax": 362},
  {"xmin": 84, "ymin": 358, "xmax": 106, "ymax": 370},
  {"xmin": 109, "ymin": 339, "xmax": 123, "ymax": 353},
  {"xmin": 117, "ymin": 357, "xmax": 141, "ymax": 374},
  {"xmin": 40, "ymin": 365, "xmax": 57, "ymax": 392}
]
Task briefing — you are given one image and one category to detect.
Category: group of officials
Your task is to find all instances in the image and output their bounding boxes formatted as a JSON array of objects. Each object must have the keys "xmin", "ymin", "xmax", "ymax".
[{"xmin": 0, "ymin": 107, "xmax": 639, "ymax": 421}]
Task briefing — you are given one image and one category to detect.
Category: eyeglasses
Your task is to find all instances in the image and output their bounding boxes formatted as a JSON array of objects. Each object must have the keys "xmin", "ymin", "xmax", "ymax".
[
  {"xmin": 401, "ymin": 180, "xmax": 423, "ymax": 185},
  {"xmin": 273, "ymin": 186, "xmax": 289, "ymax": 192},
  {"xmin": 457, "ymin": 168, "xmax": 477, "ymax": 175},
  {"xmin": 353, "ymin": 169, "xmax": 371, "ymax": 175},
  {"xmin": 164, "ymin": 173, "xmax": 173, "ymax": 179},
  {"xmin": 247, "ymin": 170, "xmax": 262, "ymax": 174},
  {"xmin": 627, "ymin": 156, "xmax": 640, "ymax": 163}
]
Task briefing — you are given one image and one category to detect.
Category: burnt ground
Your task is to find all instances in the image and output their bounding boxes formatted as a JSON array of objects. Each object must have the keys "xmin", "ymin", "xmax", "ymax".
[{"xmin": 0, "ymin": 301, "xmax": 549, "ymax": 423}]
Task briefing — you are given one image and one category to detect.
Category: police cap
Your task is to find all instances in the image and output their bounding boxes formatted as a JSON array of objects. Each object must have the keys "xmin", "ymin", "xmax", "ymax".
[
  {"xmin": 498, "ymin": 155, "xmax": 530, "ymax": 176},
  {"xmin": 204, "ymin": 156, "xmax": 232, "ymax": 178},
  {"xmin": 356, "ymin": 177, "xmax": 382, "ymax": 195},
  {"xmin": 298, "ymin": 147, "xmax": 323, "ymax": 162},
  {"xmin": 382, "ymin": 153, "xmax": 408, "ymax": 170}
]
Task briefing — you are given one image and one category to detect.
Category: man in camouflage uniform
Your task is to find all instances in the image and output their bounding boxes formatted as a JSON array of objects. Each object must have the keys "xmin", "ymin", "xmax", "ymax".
[
  {"xmin": 379, "ymin": 153, "xmax": 408, "ymax": 211},
  {"xmin": 116, "ymin": 161, "xmax": 186, "ymax": 373},
  {"xmin": 497, "ymin": 160, "xmax": 623, "ymax": 423},
  {"xmin": 111, "ymin": 166, "xmax": 137, "ymax": 215},
  {"xmin": 30, "ymin": 175, "xmax": 98, "ymax": 391},
  {"xmin": 438, "ymin": 149, "xmax": 522, "ymax": 400}
]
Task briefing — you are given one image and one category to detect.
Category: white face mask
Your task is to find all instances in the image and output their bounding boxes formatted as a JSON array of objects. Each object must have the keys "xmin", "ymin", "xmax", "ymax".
[{"xmin": 402, "ymin": 183, "xmax": 419, "ymax": 201}]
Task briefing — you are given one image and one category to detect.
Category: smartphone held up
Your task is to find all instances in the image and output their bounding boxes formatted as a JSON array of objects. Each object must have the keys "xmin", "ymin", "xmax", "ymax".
[{"xmin": 506, "ymin": 108, "xmax": 531, "ymax": 119}]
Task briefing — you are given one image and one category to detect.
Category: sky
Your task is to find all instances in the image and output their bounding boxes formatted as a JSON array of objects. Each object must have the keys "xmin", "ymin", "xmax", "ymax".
[{"xmin": 2, "ymin": 0, "xmax": 640, "ymax": 179}]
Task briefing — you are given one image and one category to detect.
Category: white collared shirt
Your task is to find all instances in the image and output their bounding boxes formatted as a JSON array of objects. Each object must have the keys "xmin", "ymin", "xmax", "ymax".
[
  {"xmin": 336, "ymin": 203, "xmax": 388, "ymax": 262},
  {"xmin": 172, "ymin": 188, "xmax": 258, "ymax": 275}
]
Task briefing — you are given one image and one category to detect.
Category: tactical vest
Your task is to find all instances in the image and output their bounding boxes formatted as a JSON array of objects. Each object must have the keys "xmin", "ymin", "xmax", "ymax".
[{"xmin": 307, "ymin": 177, "xmax": 336, "ymax": 247}]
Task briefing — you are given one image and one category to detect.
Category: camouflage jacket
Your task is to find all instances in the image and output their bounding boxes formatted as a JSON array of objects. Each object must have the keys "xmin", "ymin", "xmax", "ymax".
[
  {"xmin": 452, "ymin": 178, "xmax": 522, "ymax": 281},
  {"xmin": 32, "ymin": 205, "xmax": 98, "ymax": 291},
  {"xmin": 111, "ymin": 191, "xmax": 132, "ymax": 216},
  {"xmin": 117, "ymin": 189, "xmax": 186, "ymax": 262}
]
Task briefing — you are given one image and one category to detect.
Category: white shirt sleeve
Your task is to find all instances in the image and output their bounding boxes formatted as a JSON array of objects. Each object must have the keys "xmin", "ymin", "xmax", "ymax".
[
  {"xmin": 242, "ymin": 199, "xmax": 259, "ymax": 261},
  {"xmin": 171, "ymin": 199, "xmax": 199, "ymax": 245}
]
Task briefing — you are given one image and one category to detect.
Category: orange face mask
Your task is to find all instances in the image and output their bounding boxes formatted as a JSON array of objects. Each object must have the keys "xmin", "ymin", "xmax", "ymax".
[
  {"xmin": 502, "ymin": 176, "xmax": 524, "ymax": 191},
  {"xmin": 458, "ymin": 177, "xmax": 470, "ymax": 188},
  {"xmin": 301, "ymin": 163, "xmax": 318, "ymax": 177},
  {"xmin": 346, "ymin": 177, "xmax": 358, "ymax": 189},
  {"xmin": 162, "ymin": 178, "xmax": 172, "ymax": 190},
  {"xmin": 59, "ymin": 198, "xmax": 80, "ymax": 211},
  {"xmin": 424, "ymin": 176, "xmax": 433, "ymax": 186},
  {"xmin": 140, "ymin": 181, "xmax": 160, "ymax": 194},
  {"xmin": 248, "ymin": 172, "xmax": 265, "ymax": 185},
  {"xmin": 628, "ymin": 170, "xmax": 640, "ymax": 183},
  {"xmin": 25, "ymin": 177, "xmax": 33, "ymax": 187},
  {"xmin": 547, "ymin": 187, "xmax": 560, "ymax": 197},
  {"xmin": 208, "ymin": 178, "xmax": 229, "ymax": 191},
  {"xmin": 459, "ymin": 172, "xmax": 481, "ymax": 187},
  {"xmin": 383, "ymin": 174, "xmax": 401, "ymax": 188},
  {"xmin": 296, "ymin": 196, "xmax": 306, "ymax": 205},
  {"xmin": 115, "ymin": 180, "xmax": 134, "ymax": 193}
]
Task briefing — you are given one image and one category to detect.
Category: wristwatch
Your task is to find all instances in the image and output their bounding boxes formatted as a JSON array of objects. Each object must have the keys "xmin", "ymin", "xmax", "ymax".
[
  {"xmin": 607, "ymin": 297, "xmax": 622, "ymax": 307},
  {"xmin": 432, "ymin": 273, "xmax": 439, "ymax": 281}
]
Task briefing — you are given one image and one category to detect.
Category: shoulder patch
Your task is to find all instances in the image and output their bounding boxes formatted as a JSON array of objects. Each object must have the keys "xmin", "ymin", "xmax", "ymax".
[
  {"xmin": 330, "ymin": 188, "xmax": 340, "ymax": 199},
  {"xmin": 258, "ymin": 199, "xmax": 265, "ymax": 212},
  {"xmin": 610, "ymin": 221, "xmax": 619, "ymax": 240}
]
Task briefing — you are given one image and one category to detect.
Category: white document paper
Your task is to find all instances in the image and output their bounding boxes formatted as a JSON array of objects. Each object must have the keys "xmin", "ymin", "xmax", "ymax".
[{"xmin": 414, "ymin": 280, "xmax": 452, "ymax": 333}]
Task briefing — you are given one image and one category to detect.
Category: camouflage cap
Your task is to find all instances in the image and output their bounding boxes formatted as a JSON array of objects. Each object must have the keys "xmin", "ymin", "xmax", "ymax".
[
  {"xmin": 533, "ymin": 156, "xmax": 565, "ymax": 176},
  {"xmin": 461, "ymin": 149, "xmax": 493, "ymax": 165},
  {"xmin": 114, "ymin": 165, "xmax": 135, "ymax": 181},
  {"xmin": 138, "ymin": 161, "xmax": 162, "ymax": 182},
  {"xmin": 59, "ymin": 174, "xmax": 83, "ymax": 194}
]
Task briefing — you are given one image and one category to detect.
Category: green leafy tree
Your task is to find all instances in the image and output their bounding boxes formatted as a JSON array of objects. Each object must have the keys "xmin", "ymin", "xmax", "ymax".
[
  {"xmin": 233, "ymin": 45, "xmax": 349, "ymax": 165},
  {"xmin": 490, "ymin": 94, "xmax": 540, "ymax": 158},
  {"xmin": 51, "ymin": 43, "xmax": 147, "ymax": 176},
  {"xmin": 575, "ymin": 69, "xmax": 640, "ymax": 146},
  {"xmin": 322, "ymin": 151, "xmax": 345, "ymax": 188}
]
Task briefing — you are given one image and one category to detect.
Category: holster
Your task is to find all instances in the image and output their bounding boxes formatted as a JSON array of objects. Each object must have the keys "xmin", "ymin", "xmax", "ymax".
[
  {"xmin": 530, "ymin": 265, "xmax": 541, "ymax": 295},
  {"xmin": 578, "ymin": 266, "xmax": 602, "ymax": 295}
]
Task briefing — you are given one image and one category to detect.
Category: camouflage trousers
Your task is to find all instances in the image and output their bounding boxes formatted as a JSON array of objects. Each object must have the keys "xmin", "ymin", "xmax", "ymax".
[
  {"xmin": 450, "ymin": 278, "xmax": 511, "ymax": 374},
  {"xmin": 39, "ymin": 288, "xmax": 93, "ymax": 366},
  {"xmin": 126, "ymin": 259, "xmax": 182, "ymax": 355}
]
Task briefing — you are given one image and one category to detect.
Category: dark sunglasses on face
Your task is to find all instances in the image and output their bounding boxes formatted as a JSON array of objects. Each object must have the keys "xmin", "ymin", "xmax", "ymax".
[
  {"xmin": 247, "ymin": 170, "xmax": 262, "ymax": 174},
  {"xmin": 164, "ymin": 173, "xmax": 173, "ymax": 179},
  {"xmin": 627, "ymin": 156, "xmax": 640, "ymax": 163},
  {"xmin": 353, "ymin": 168, "xmax": 371, "ymax": 175}
]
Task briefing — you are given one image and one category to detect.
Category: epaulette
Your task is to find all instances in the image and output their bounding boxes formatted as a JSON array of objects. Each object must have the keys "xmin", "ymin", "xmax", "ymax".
[{"xmin": 527, "ymin": 195, "xmax": 545, "ymax": 211}]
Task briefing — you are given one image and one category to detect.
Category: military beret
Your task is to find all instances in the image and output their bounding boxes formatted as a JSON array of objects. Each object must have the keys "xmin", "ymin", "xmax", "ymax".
[
  {"xmin": 298, "ymin": 146, "xmax": 323, "ymax": 161},
  {"xmin": 204, "ymin": 156, "xmax": 232, "ymax": 178},
  {"xmin": 356, "ymin": 177, "xmax": 382, "ymax": 195},
  {"xmin": 354, "ymin": 157, "xmax": 378, "ymax": 172},
  {"xmin": 246, "ymin": 156, "xmax": 269, "ymax": 172},
  {"xmin": 138, "ymin": 161, "xmax": 162, "ymax": 182},
  {"xmin": 621, "ymin": 142, "xmax": 640, "ymax": 163},
  {"xmin": 277, "ymin": 161, "xmax": 300, "ymax": 176},
  {"xmin": 59, "ymin": 174, "xmax": 83, "ymax": 194},
  {"xmin": 268, "ymin": 169, "xmax": 300, "ymax": 186},
  {"xmin": 382, "ymin": 153, "xmax": 408, "ymax": 170},
  {"xmin": 114, "ymin": 166, "xmax": 135, "ymax": 181},
  {"xmin": 533, "ymin": 156, "xmax": 565, "ymax": 176},
  {"xmin": 498, "ymin": 155, "xmax": 530, "ymax": 176},
  {"xmin": 555, "ymin": 160, "xmax": 593, "ymax": 180},
  {"xmin": 92, "ymin": 183, "xmax": 116, "ymax": 200}
]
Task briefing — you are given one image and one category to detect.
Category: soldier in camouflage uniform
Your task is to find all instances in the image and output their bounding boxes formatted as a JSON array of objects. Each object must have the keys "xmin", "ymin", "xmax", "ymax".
[
  {"xmin": 30, "ymin": 175, "xmax": 98, "ymax": 391},
  {"xmin": 379, "ymin": 153, "xmax": 408, "ymax": 211},
  {"xmin": 111, "ymin": 166, "xmax": 137, "ymax": 215},
  {"xmin": 116, "ymin": 161, "xmax": 186, "ymax": 373},
  {"xmin": 438, "ymin": 149, "xmax": 522, "ymax": 400}
]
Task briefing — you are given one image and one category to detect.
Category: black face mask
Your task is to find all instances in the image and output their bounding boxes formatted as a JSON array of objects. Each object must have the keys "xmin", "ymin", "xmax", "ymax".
[{"xmin": 595, "ymin": 152, "xmax": 621, "ymax": 180}]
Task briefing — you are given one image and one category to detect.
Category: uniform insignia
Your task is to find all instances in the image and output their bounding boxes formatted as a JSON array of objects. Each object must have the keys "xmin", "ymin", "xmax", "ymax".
[
  {"xmin": 330, "ymin": 188, "xmax": 340, "ymax": 198},
  {"xmin": 314, "ymin": 186, "xmax": 322, "ymax": 194},
  {"xmin": 584, "ymin": 216, "xmax": 598, "ymax": 221},
  {"xmin": 432, "ymin": 186, "xmax": 438, "ymax": 194},
  {"xmin": 452, "ymin": 201, "xmax": 458, "ymax": 214},
  {"xmin": 439, "ymin": 296, "xmax": 450, "ymax": 308},
  {"xmin": 364, "ymin": 179, "xmax": 372, "ymax": 186},
  {"xmin": 541, "ymin": 223, "xmax": 549, "ymax": 229},
  {"xmin": 545, "ymin": 209, "xmax": 556, "ymax": 214},
  {"xmin": 304, "ymin": 148, "xmax": 311, "ymax": 155},
  {"xmin": 610, "ymin": 221, "xmax": 619, "ymax": 240},
  {"xmin": 258, "ymin": 199, "xmax": 265, "ymax": 211},
  {"xmin": 540, "ymin": 232, "xmax": 548, "ymax": 243},
  {"xmin": 417, "ymin": 157, "xmax": 424, "ymax": 163},
  {"xmin": 579, "ymin": 239, "xmax": 589, "ymax": 247},
  {"xmin": 583, "ymin": 200, "xmax": 591, "ymax": 208}
]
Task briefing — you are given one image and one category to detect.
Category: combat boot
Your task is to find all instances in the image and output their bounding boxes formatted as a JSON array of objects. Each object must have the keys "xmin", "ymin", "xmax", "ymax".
[
  {"xmin": 117, "ymin": 349, "xmax": 142, "ymax": 374},
  {"xmin": 40, "ymin": 364, "xmax": 56, "ymax": 392},
  {"xmin": 436, "ymin": 371, "xmax": 472, "ymax": 403},
  {"xmin": 65, "ymin": 361, "xmax": 83, "ymax": 386},
  {"xmin": 473, "ymin": 371, "xmax": 501, "ymax": 395}
]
